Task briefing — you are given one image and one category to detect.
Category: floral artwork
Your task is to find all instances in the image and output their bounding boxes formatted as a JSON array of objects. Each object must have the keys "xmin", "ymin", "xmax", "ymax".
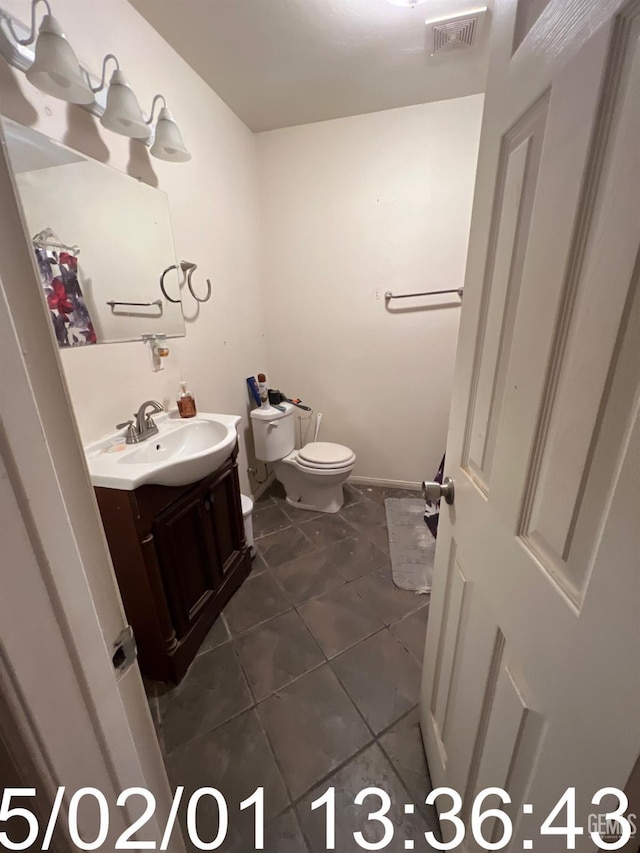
[{"xmin": 34, "ymin": 248, "xmax": 97, "ymax": 347}]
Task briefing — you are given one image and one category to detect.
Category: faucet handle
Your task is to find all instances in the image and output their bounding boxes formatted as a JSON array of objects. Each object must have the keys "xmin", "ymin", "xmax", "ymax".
[
  {"xmin": 116, "ymin": 420, "xmax": 139, "ymax": 445},
  {"xmin": 144, "ymin": 402, "xmax": 163, "ymax": 430}
]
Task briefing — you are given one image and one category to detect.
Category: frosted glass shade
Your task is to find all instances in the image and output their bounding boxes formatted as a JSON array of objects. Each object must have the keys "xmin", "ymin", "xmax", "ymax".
[
  {"xmin": 150, "ymin": 107, "xmax": 191, "ymax": 162},
  {"xmin": 100, "ymin": 70, "xmax": 150, "ymax": 139},
  {"xmin": 25, "ymin": 14, "xmax": 93, "ymax": 104}
]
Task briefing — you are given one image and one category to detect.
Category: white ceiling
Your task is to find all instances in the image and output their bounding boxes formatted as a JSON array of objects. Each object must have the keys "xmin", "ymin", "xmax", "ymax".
[{"xmin": 129, "ymin": 0, "xmax": 491, "ymax": 132}]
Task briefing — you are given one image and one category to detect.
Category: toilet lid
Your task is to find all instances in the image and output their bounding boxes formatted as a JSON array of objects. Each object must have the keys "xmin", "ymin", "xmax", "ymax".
[{"xmin": 299, "ymin": 442, "xmax": 354, "ymax": 466}]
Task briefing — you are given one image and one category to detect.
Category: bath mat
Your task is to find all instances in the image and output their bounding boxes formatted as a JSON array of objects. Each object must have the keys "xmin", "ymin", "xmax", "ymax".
[{"xmin": 384, "ymin": 497, "xmax": 436, "ymax": 594}]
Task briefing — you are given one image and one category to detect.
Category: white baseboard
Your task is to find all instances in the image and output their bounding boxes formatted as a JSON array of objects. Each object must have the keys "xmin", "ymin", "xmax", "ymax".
[{"xmin": 349, "ymin": 475, "xmax": 422, "ymax": 491}]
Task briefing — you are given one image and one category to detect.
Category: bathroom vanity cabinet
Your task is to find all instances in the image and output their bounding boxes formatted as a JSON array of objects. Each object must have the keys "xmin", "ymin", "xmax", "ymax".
[{"xmin": 95, "ymin": 445, "xmax": 250, "ymax": 683}]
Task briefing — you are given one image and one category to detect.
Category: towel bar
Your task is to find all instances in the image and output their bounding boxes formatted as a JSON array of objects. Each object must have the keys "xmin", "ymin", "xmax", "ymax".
[
  {"xmin": 384, "ymin": 288, "xmax": 463, "ymax": 301},
  {"xmin": 107, "ymin": 300, "xmax": 163, "ymax": 309}
]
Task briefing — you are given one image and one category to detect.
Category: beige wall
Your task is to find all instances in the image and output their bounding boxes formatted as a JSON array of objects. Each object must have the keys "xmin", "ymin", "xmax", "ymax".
[
  {"xmin": 257, "ymin": 96, "xmax": 484, "ymax": 485},
  {"xmin": 0, "ymin": 0, "xmax": 268, "ymax": 494}
]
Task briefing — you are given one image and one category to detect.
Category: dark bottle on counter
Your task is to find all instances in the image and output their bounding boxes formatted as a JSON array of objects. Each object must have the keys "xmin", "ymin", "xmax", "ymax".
[{"xmin": 177, "ymin": 379, "xmax": 197, "ymax": 418}]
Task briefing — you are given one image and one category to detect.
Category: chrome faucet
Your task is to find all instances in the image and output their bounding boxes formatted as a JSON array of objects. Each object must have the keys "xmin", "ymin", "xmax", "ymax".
[{"xmin": 117, "ymin": 400, "xmax": 164, "ymax": 444}]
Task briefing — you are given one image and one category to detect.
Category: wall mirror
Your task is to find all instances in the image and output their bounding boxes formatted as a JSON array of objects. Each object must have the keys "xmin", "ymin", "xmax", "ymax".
[{"xmin": 1, "ymin": 117, "xmax": 186, "ymax": 346}]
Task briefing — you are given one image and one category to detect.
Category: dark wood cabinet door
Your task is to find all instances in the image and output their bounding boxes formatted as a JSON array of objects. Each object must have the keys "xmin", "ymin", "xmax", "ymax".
[
  {"xmin": 152, "ymin": 481, "xmax": 224, "ymax": 641},
  {"xmin": 204, "ymin": 465, "xmax": 247, "ymax": 575}
]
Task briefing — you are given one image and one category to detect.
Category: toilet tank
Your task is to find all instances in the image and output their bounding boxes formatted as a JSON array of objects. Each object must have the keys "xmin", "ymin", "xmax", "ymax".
[{"xmin": 250, "ymin": 403, "xmax": 296, "ymax": 462}]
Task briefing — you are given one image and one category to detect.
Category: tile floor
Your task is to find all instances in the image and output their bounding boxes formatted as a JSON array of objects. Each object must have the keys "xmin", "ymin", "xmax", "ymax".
[{"xmin": 147, "ymin": 481, "xmax": 438, "ymax": 852}]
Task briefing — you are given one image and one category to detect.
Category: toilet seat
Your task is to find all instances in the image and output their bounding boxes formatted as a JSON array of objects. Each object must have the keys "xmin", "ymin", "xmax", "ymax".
[
  {"xmin": 296, "ymin": 456, "xmax": 355, "ymax": 472},
  {"xmin": 298, "ymin": 442, "xmax": 355, "ymax": 468},
  {"xmin": 282, "ymin": 443, "xmax": 356, "ymax": 476}
]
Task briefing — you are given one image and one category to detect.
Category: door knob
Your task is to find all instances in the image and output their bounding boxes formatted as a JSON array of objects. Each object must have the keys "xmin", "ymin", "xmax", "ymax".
[{"xmin": 422, "ymin": 476, "xmax": 455, "ymax": 505}]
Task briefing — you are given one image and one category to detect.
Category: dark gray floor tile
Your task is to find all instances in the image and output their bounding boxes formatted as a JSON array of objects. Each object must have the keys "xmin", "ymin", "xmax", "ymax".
[
  {"xmin": 272, "ymin": 479, "xmax": 287, "ymax": 496},
  {"xmin": 254, "ymin": 484, "xmax": 277, "ymax": 508},
  {"xmin": 282, "ymin": 502, "xmax": 323, "ymax": 524},
  {"xmin": 143, "ymin": 677, "xmax": 158, "ymax": 700},
  {"xmin": 364, "ymin": 486, "xmax": 419, "ymax": 505},
  {"xmin": 331, "ymin": 629, "xmax": 421, "ymax": 734},
  {"xmin": 258, "ymin": 526, "xmax": 316, "ymax": 568},
  {"xmin": 253, "ymin": 504, "xmax": 292, "ymax": 538},
  {"xmin": 227, "ymin": 809, "xmax": 309, "ymax": 853},
  {"xmin": 258, "ymin": 664, "xmax": 370, "ymax": 799},
  {"xmin": 379, "ymin": 708, "xmax": 440, "ymax": 833},
  {"xmin": 361, "ymin": 523, "xmax": 391, "ymax": 556},
  {"xmin": 166, "ymin": 708, "xmax": 289, "ymax": 847},
  {"xmin": 389, "ymin": 604, "xmax": 429, "ymax": 663},
  {"xmin": 263, "ymin": 479, "xmax": 287, "ymax": 504},
  {"xmin": 262, "ymin": 810, "xmax": 309, "ymax": 853},
  {"xmin": 341, "ymin": 499, "xmax": 388, "ymax": 531},
  {"xmin": 324, "ymin": 535, "xmax": 388, "ymax": 581},
  {"xmin": 298, "ymin": 584, "xmax": 384, "ymax": 659},
  {"xmin": 161, "ymin": 643, "xmax": 252, "ymax": 754},
  {"xmin": 299, "ymin": 514, "xmax": 357, "ymax": 547},
  {"xmin": 146, "ymin": 692, "xmax": 161, "ymax": 730},
  {"xmin": 297, "ymin": 743, "xmax": 433, "ymax": 852},
  {"xmin": 352, "ymin": 568, "xmax": 425, "ymax": 626},
  {"xmin": 273, "ymin": 550, "xmax": 345, "ymax": 606},
  {"xmin": 197, "ymin": 615, "xmax": 230, "ymax": 656},
  {"xmin": 236, "ymin": 610, "xmax": 325, "ymax": 701},
  {"xmin": 155, "ymin": 681, "xmax": 173, "ymax": 717},
  {"xmin": 224, "ymin": 572, "xmax": 292, "ymax": 635},
  {"xmin": 352, "ymin": 484, "xmax": 385, "ymax": 502},
  {"xmin": 343, "ymin": 482, "xmax": 366, "ymax": 506},
  {"xmin": 143, "ymin": 683, "xmax": 163, "ymax": 750},
  {"xmin": 248, "ymin": 551, "xmax": 269, "ymax": 577}
]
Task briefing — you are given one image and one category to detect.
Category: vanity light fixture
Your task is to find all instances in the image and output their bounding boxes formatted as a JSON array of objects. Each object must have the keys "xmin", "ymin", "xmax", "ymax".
[
  {"xmin": 146, "ymin": 94, "xmax": 191, "ymax": 163},
  {"xmin": 386, "ymin": 0, "xmax": 429, "ymax": 6},
  {"xmin": 5, "ymin": 0, "xmax": 93, "ymax": 103},
  {"xmin": 0, "ymin": 1, "xmax": 191, "ymax": 162},
  {"xmin": 92, "ymin": 54, "xmax": 150, "ymax": 139}
]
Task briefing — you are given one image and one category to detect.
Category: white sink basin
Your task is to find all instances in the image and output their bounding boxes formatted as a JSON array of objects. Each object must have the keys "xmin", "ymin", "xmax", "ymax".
[{"xmin": 84, "ymin": 412, "xmax": 242, "ymax": 490}]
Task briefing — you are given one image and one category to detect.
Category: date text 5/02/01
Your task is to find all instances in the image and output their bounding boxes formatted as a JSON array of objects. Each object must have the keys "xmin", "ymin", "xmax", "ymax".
[{"xmin": 0, "ymin": 785, "xmax": 635, "ymax": 851}]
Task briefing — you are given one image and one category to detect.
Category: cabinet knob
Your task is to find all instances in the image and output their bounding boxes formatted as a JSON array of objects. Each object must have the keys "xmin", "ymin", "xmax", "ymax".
[{"xmin": 204, "ymin": 500, "xmax": 211, "ymax": 511}]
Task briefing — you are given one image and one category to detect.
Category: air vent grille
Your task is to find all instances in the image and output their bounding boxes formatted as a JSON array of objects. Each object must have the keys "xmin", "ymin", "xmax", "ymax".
[{"xmin": 426, "ymin": 8, "xmax": 487, "ymax": 57}]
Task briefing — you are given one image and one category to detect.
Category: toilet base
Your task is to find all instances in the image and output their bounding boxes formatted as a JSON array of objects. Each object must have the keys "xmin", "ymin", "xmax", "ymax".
[
  {"xmin": 274, "ymin": 458, "xmax": 349, "ymax": 514},
  {"xmin": 286, "ymin": 493, "xmax": 343, "ymax": 514}
]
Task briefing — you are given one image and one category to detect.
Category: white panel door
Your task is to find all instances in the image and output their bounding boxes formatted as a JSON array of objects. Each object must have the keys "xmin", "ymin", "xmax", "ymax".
[{"xmin": 420, "ymin": 1, "xmax": 640, "ymax": 850}]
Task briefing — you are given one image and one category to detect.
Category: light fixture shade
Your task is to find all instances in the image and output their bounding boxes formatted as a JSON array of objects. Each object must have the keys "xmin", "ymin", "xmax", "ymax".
[
  {"xmin": 25, "ymin": 14, "xmax": 94, "ymax": 104},
  {"xmin": 150, "ymin": 107, "xmax": 191, "ymax": 162},
  {"xmin": 100, "ymin": 69, "xmax": 150, "ymax": 139}
]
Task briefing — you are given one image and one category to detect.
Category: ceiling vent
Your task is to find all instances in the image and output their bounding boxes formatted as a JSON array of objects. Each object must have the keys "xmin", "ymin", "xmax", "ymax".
[{"xmin": 425, "ymin": 7, "xmax": 488, "ymax": 58}]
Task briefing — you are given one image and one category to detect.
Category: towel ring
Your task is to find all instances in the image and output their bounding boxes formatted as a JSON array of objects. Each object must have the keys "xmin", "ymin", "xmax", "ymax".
[
  {"xmin": 160, "ymin": 264, "xmax": 181, "ymax": 303},
  {"xmin": 180, "ymin": 261, "xmax": 212, "ymax": 303}
]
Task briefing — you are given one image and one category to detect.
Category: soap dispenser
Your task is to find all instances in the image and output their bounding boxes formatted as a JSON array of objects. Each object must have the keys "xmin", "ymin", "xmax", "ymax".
[{"xmin": 177, "ymin": 379, "xmax": 197, "ymax": 418}]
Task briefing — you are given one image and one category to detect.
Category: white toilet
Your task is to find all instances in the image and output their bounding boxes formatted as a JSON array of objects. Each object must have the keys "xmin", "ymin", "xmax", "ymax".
[{"xmin": 250, "ymin": 403, "xmax": 355, "ymax": 514}]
